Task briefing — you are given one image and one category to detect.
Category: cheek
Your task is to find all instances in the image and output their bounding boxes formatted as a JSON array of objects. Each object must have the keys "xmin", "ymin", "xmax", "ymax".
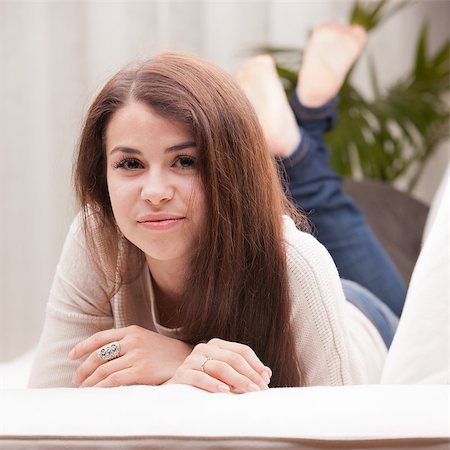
[{"xmin": 106, "ymin": 174, "xmax": 139, "ymax": 217}]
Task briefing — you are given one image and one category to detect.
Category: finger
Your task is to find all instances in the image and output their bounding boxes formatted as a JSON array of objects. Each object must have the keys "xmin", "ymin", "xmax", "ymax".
[
  {"xmin": 168, "ymin": 368, "xmax": 231, "ymax": 394},
  {"xmin": 200, "ymin": 357, "xmax": 263, "ymax": 393},
  {"xmin": 72, "ymin": 341, "xmax": 124, "ymax": 385},
  {"xmin": 209, "ymin": 348, "xmax": 268, "ymax": 390},
  {"xmin": 208, "ymin": 338, "xmax": 272, "ymax": 383},
  {"xmin": 69, "ymin": 329, "xmax": 126, "ymax": 360},
  {"xmin": 79, "ymin": 355, "xmax": 131, "ymax": 387},
  {"xmin": 92, "ymin": 367, "xmax": 137, "ymax": 388}
]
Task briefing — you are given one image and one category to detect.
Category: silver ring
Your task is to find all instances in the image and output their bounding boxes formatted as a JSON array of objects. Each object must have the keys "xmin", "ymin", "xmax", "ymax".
[
  {"xmin": 97, "ymin": 341, "xmax": 121, "ymax": 361},
  {"xmin": 201, "ymin": 356, "xmax": 213, "ymax": 372}
]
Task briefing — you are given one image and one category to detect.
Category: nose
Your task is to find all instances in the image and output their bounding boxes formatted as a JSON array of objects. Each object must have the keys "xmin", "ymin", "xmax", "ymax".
[{"xmin": 141, "ymin": 170, "xmax": 174, "ymax": 205}]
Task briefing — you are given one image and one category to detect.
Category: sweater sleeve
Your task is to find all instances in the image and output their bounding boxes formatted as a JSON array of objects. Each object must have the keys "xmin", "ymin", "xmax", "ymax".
[
  {"xmin": 283, "ymin": 216, "xmax": 374, "ymax": 386},
  {"xmin": 28, "ymin": 214, "xmax": 115, "ymax": 388}
]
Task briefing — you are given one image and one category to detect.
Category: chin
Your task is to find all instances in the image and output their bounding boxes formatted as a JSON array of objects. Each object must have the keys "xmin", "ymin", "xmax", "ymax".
[{"xmin": 140, "ymin": 242, "xmax": 188, "ymax": 263}]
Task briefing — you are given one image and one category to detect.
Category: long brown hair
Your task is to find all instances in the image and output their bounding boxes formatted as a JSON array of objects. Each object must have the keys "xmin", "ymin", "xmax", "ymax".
[{"xmin": 74, "ymin": 52, "xmax": 308, "ymax": 387}]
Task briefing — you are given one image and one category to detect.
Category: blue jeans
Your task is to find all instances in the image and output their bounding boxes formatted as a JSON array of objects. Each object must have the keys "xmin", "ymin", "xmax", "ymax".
[
  {"xmin": 341, "ymin": 279, "xmax": 399, "ymax": 348},
  {"xmin": 279, "ymin": 95, "xmax": 406, "ymax": 322}
]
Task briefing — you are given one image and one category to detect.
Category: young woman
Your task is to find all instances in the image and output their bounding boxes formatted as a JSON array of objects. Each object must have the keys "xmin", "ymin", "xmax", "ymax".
[{"xmin": 28, "ymin": 24, "xmax": 394, "ymax": 392}]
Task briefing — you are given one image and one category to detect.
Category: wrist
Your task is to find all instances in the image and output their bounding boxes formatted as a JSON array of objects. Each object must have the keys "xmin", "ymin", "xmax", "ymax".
[{"xmin": 155, "ymin": 340, "xmax": 193, "ymax": 385}]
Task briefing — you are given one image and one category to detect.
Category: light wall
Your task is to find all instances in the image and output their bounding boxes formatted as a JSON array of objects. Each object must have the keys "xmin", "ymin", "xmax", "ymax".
[{"xmin": 1, "ymin": 0, "xmax": 449, "ymax": 361}]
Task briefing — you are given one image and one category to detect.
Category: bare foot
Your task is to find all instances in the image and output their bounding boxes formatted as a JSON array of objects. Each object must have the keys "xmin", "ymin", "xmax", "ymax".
[
  {"xmin": 234, "ymin": 55, "xmax": 301, "ymax": 158},
  {"xmin": 297, "ymin": 23, "xmax": 367, "ymax": 107}
]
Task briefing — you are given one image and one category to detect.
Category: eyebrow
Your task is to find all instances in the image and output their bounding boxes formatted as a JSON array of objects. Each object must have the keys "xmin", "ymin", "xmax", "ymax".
[{"xmin": 110, "ymin": 142, "xmax": 197, "ymax": 156}]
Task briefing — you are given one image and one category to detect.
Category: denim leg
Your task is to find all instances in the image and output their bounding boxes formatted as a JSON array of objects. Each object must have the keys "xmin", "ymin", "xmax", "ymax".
[
  {"xmin": 279, "ymin": 95, "xmax": 407, "ymax": 316},
  {"xmin": 341, "ymin": 279, "xmax": 399, "ymax": 348}
]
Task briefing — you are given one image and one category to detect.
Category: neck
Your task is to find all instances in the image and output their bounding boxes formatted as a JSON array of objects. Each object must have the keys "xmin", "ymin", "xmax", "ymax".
[{"xmin": 145, "ymin": 255, "xmax": 187, "ymax": 327}]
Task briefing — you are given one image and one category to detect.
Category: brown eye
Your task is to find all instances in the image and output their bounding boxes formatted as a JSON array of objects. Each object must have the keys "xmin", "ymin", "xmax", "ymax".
[
  {"xmin": 115, "ymin": 158, "xmax": 143, "ymax": 170},
  {"xmin": 175, "ymin": 156, "xmax": 196, "ymax": 169}
]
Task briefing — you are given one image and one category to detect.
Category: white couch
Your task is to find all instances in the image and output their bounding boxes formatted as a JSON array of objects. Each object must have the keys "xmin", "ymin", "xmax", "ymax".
[{"xmin": 1, "ymin": 170, "xmax": 448, "ymax": 450}]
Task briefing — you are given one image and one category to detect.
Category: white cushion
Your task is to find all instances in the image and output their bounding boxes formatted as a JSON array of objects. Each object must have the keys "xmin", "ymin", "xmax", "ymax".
[
  {"xmin": 0, "ymin": 384, "xmax": 448, "ymax": 440},
  {"xmin": 0, "ymin": 348, "xmax": 35, "ymax": 389},
  {"xmin": 381, "ymin": 169, "xmax": 449, "ymax": 384},
  {"xmin": 422, "ymin": 164, "xmax": 450, "ymax": 243}
]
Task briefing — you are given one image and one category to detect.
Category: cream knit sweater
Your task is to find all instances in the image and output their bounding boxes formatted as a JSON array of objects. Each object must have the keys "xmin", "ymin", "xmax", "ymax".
[{"xmin": 28, "ymin": 215, "xmax": 386, "ymax": 388}]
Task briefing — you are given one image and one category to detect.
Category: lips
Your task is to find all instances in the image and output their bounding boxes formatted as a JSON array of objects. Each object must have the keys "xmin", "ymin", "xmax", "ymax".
[
  {"xmin": 137, "ymin": 214, "xmax": 185, "ymax": 231},
  {"xmin": 138, "ymin": 214, "xmax": 185, "ymax": 223}
]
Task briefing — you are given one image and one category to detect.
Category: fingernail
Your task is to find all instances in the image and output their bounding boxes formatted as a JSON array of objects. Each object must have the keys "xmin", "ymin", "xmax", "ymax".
[
  {"xmin": 247, "ymin": 383, "xmax": 260, "ymax": 392},
  {"xmin": 264, "ymin": 366, "xmax": 272, "ymax": 377},
  {"xmin": 262, "ymin": 372, "xmax": 270, "ymax": 385},
  {"xmin": 217, "ymin": 384, "xmax": 230, "ymax": 393},
  {"xmin": 68, "ymin": 349, "xmax": 74, "ymax": 359}
]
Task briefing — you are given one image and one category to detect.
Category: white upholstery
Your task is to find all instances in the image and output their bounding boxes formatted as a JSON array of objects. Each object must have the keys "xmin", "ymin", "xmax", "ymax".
[
  {"xmin": 0, "ymin": 348, "xmax": 35, "ymax": 390},
  {"xmin": 381, "ymin": 170, "xmax": 449, "ymax": 384},
  {"xmin": 0, "ymin": 384, "xmax": 448, "ymax": 440},
  {"xmin": 422, "ymin": 164, "xmax": 449, "ymax": 243}
]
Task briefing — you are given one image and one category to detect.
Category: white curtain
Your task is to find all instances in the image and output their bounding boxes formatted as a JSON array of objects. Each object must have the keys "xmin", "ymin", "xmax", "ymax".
[{"xmin": 1, "ymin": 0, "xmax": 449, "ymax": 361}]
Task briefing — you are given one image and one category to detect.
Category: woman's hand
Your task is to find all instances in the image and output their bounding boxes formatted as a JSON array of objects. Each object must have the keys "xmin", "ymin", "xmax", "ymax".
[
  {"xmin": 165, "ymin": 338, "xmax": 272, "ymax": 393},
  {"xmin": 69, "ymin": 325, "xmax": 192, "ymax": 387}
]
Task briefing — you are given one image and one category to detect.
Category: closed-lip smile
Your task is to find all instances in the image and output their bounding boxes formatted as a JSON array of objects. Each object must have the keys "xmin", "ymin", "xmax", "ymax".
[{"xmin": 137, "ymin": 214, "xmax": 185, "ymax": 231}]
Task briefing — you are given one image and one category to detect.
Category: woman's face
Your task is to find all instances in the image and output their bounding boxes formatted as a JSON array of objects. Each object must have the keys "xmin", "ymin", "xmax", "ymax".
[{"xmin": 105, "ymin": 100, "xmax": 206, "ymax": 267}]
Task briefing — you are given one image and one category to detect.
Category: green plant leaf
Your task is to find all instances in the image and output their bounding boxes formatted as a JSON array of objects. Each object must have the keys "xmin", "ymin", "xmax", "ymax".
[
  {"xmin": 415, "ymin": 22, "xmax": 428, "ymax": 79},
  {"xmin": 254, "ymin": 0, "xmax": 449, "ymax": 188},
  {"xmin": 350, "ymin": 0, "xmax": 411, "ymax": 31}
]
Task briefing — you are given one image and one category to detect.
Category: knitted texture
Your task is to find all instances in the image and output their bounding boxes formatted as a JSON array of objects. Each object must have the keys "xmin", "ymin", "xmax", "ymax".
[{"xmin": 28, "ymin": 215, "xmax": 386, "ymax": 388}]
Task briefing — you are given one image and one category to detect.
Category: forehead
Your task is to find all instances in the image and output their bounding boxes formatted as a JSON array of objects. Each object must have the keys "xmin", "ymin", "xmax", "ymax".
[{"xmin": 105, "ymin": 101, "xmax": 193, "ymax": 150}]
